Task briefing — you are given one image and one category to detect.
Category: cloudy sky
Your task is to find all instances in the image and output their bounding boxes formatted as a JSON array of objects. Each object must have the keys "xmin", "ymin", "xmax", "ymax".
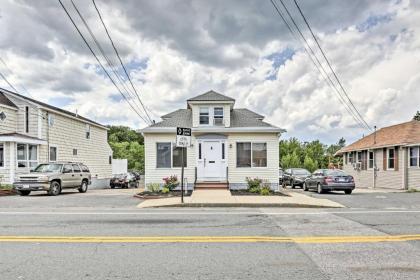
[{"xmin": 1, "ymin": 0, "xmax": 419, "ymax": 144}]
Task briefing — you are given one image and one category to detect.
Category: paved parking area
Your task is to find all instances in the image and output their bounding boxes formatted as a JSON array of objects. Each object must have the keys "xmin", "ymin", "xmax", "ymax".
[{"xmin": 1, "ymin": 188, "xmax": 420, "ymax": 279}]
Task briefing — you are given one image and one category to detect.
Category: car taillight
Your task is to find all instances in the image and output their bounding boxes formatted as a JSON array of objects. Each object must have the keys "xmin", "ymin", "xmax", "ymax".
[
  {"xmin": 324, "ymin": 176, "xmax": 334, "ymax": 183},
  {"xmin": 350, "ymin": 176, "xmax": 354, "ymax": 182}
]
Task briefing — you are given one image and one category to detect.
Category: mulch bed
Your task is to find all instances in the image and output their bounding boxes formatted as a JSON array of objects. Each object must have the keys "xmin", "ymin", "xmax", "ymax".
[
  {"xmin": 230, "ymin": 190, "xmax": 289, "ymax": 197},
  {"xmin": 0, "ymin": 189, "xmax": 16, "ymax": 196},
  {"xmin": 134, "ymin": 190, "xmax": 193, "ymax": 199}
]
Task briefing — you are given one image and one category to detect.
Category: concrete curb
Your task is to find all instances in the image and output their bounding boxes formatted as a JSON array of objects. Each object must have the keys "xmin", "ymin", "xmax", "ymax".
[{"xmin": 139, "ymin": 203, "xmax": 343, "ymax": 208}]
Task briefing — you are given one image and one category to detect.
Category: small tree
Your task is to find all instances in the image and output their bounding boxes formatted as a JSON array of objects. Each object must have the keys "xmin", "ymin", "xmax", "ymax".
[
  {"xmin": 413, "ymin": 111, "xmax": 420, "ymax": 121},
  {"xmin": 303, "ymin": 155, "xmax": 318, "ymax": 172}
]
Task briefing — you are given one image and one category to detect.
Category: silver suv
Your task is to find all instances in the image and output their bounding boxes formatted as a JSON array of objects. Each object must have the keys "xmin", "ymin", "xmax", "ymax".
[{"xmin": 13, "ymin": 162, "xmax": 91, "ymax": 196}]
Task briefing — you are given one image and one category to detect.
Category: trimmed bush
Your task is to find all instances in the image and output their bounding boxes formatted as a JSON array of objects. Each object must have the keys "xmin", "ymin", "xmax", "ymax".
[
  {"xmin": 161, "ymin": 187, "xmax": 170, "ymax": 194},
  {"xmin": 147, "ymin": 183, "xmax": 161, "ymax": 193}
]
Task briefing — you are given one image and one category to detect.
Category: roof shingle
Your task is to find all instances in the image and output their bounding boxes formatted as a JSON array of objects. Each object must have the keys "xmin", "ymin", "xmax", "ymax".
[{"xmin": 187, "ymin": 90, "xmax": 235, "ymax": 102}]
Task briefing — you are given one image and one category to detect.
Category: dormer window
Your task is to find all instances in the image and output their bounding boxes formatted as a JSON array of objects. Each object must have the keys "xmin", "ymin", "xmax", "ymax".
[
  {"xmin": 199, "ymin": 107, "xmax": 209, "ymax": 125},
  {"xmin": 213, "ymin": 107, "xmax": 224, "ymax": 126}
]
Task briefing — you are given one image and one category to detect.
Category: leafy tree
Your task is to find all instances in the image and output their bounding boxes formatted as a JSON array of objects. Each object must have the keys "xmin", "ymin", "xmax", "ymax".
[
  {"xmin": 108, "ymin": 126, "xmax": 144, "ymax": 172},
  {"xmin": 281, "ymin": 151, "xmax": 301, "ymax": 169},
  {"xmin": 413, "ymin": 111, "xmax": 420, "ymax": 121},
  {"xmin": 303, "ymin": 155, "xmax": 318, "ymax": 172}
]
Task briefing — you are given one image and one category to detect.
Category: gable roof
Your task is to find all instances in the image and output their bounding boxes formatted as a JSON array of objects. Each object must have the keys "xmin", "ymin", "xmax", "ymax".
[
  {"xmin": 148, "ymin": 108, "xmax": 277, "ymax": 129},
  {"xmin": 0, "ymin": 87, "xmax": 107, "ymax": 129},
  {"xmin": 187, "ymin": 90, "xmax": 235, "ymax": 102},
  {"xmin": 0, "ymin": 92, "xmax": 18, "ymax": 109},
  {"xmin": 337, "ymin": 120, "xmax": 420, "ymax": 154}
]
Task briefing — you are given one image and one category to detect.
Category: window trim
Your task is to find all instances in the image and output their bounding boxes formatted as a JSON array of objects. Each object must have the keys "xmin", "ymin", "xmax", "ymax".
[
  {"xmin": 409, "ymin": 146, "xmax": 420, "ymax": 168},
  {"xmin": 0, "ymin": 143, "xmax": 4, "ymax": 169},
  {"xmin": 16, "ymin": 143, "xmax": 38, "ymax": 169},
  {"xmin": 86, "ymin": 124, "xmax": 91, "ymax": 139},
  {"xmin": 49, "ymin": 145, "xmax": 58, "ymax": 162},
  {"xmin": 199, "ymin": 107, "xmax": 210, "ymax": 126},
  {"xmin": 387, "ymin": 148, "xmax": 395, "ymax": 170},
  {"xmin": 213, "ymin": 107, "xmax": 224, "ymax": 126},
  {"xmin": 368, "ymin": 150, "xmax": 374, "ymax": 170},
  {"xmin": 156, "ymin": 142, "xmax": 187, "ymax": 169},
  {"xmin": 236, "ymin": 141, "xmax": 268, "ymax": 168}
]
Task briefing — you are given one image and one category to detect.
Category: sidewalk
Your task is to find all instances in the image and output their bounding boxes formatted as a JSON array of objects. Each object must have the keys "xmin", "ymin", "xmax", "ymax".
[{"xmin": 137, "ymin": 189, "xmax": 344, "ymax": 208}]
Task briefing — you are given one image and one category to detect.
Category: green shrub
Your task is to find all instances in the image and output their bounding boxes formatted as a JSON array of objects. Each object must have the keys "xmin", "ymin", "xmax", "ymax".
[
  {"xmin": 249, "ymin": 186, "xmax": 260, "ymax": 193},
  {"xmin": 161, "ymin": 187, "xmax": 170, "ymax": 194},
  {"xmin": 246, "ymin": 177, "xmax": 262, "ymax": 190},
  {"xmin": 147, "ymin": 183, "xmax": 161, "ymax": 193},
  {"xmin": 163, "ymin": 175, "xmax": 179, "ymax": 191},
  {"xmin": 260, "ymin": 188, "xmax": 270, "ymax": 196}
]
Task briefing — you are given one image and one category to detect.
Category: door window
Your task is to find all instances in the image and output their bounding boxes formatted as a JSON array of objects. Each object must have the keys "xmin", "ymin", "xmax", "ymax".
[
  {"xmin": 72, "ymin": 164, "xmax": 81, "ymax": 173},
  {"xmin": 63, "ymin": 164, "xmax": 73, "ymax": 173}
]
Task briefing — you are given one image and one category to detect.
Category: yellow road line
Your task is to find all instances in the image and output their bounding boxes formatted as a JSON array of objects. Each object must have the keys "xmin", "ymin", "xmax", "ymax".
[{"xmin": 0, "ymin": 234, "xmax": 420, "ymax": 244}]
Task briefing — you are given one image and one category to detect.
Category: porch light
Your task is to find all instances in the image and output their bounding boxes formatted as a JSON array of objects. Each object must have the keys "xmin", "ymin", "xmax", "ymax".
[{"xmin": 229, "ymin": 143, "xmax": 233, "ymax": 149}]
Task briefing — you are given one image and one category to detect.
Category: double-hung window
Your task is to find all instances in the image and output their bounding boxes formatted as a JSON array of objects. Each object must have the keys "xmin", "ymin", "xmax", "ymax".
[
  {"xmin": 0, "ymin": 144, "xmax": 4, "ymax": 168},
  {"xmin": 236, "ymin": 142, "xmax": 267, "ymax": 168},
  {"xmin": 17, "ymin": 143, "xmax": 38, "ymax": 168},
  {"xmin": 49, "ymin": 146, "xmax": 57, "ymax": 162},
  {"xmin": 199, "ymin": 107, "xmax": 209, "ymax": 125},
  {"xmin": 213, "ymin": 107, "xmax": 224, "ymax": 126},
  {"xmin": 387, "ymin": 148, "xmax": 395, "ymax": 169},
  {"xmin": 156, "ymin": 142, "xmax": 187, "ymax": 168},
  {"xmin": 368, "ymin": 151, "xmax": 374, "ymax": 169},
  {"xmin": 348, "ymin": 152, "xmax": 353, "ymax": 164},
  {"xmin": 409, "ymin": 146, "xmax": 419, "ymax": 167},
  {"xmin": 86, "ymin": 124, "xmax": 91, "ymax": 139}
]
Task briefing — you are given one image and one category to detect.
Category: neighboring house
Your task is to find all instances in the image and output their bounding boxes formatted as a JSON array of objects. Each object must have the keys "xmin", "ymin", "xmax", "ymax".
[
  {"xmin": 336, "ymin": 120, "xmax": 420, "ymax": 190},
  {"xmin": 141, "ymin": 90, "xmax": 285, "ymax": 190},
  {"xmin": 0, "ymin": 88, "xmax": 112, "ymax": 187}
]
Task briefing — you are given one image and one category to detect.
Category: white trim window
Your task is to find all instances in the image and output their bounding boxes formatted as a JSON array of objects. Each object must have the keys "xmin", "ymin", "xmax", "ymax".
[
  {"xmin": 17, "ymin": 143, "xmax": 38, "ymax": 168},
  {"xmin": 213, "ymin": 107, "xmax": 224, "ymax": 126},
  {"xmin": 86, "ymin": 124, "xmax": 91, "ymax": 139},
  {"xmin": 236, "ymin": 142, "xmax": 267, "ymax": 168},
  {"xmin": 199, "ymin": 107, "xmax": 209, "ymax": 125},
  {"xmin": 0, "ymin": 143, "xmax": 4, "ymax": 168},
  {"xmin": 348, "ymin": 152, "xmax": 353, "ymax": 164},
  {"xmin": 49, "ymin": 146, "xmax": 57, "ymax": 162},
  {"xmin": 368, "ymin": 151, "xmax": 374, "ymax": 169},
  {"xmin": 387, "ymin": 148, "xmax": 395, "ymax": 170},
  {"xmin": 409, "ymin": 146, "xmax": 419, "ymax": 167},
  {"xmin": 156, "ymin": 142, "xmax": 187, "ymax": 168}
]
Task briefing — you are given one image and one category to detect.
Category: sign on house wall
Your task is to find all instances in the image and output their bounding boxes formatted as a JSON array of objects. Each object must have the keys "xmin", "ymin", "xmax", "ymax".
[{"xmin": 176, "ymin": 127, "xmax": 191, "ymax": 147}]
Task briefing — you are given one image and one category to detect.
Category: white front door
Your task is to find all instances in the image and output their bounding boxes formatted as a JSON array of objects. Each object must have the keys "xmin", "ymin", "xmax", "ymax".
[{"xmin": 197, "ymin": 140, "xmax": 226, "ymax": 180}]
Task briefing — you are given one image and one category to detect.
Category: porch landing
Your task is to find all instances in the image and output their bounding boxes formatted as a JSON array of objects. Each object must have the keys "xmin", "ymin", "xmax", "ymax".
[{"xmin": 195, "ymin": 181, "xmax": 228, "ymax": 189}]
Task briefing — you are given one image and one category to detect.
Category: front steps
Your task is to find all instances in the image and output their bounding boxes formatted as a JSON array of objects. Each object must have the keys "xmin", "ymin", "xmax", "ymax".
[{"xmin": 195, "ymin": 181, "xmax": 229, "ymax": 190}]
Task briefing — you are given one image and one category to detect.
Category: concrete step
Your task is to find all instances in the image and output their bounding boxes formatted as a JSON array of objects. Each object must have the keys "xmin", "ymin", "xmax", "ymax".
[{"xmin": 195, "ymin": 182, "xmax": 229, "ymax": 189}]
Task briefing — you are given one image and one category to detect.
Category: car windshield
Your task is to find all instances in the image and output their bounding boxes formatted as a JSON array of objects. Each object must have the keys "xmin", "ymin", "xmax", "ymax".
[
  {"xmin": 32, "ymin": 163, "xmax": 63, "ymax": 173},
  {"xmin": 293, "ymin": 169, "xmax": 310, "ymax": 175},
  {"xmin": 325, "ymin": 170, "xmax": 347, "ymax": 176}
]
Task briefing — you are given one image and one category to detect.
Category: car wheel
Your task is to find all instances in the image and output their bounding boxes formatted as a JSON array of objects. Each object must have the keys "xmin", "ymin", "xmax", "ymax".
[
  {"xmin": 78, "ymin": 180, "xmax": 88, "ymax": 193},
  {"xmin": 344, "ymin": 189, "xmax": 352, "ymax": 195},
  {"xmin": 18, "ymin": 190, "xmax": 31, "ymax": 196},
  {"xmin": 303, "ymin": 182, "xmax": 308, "ymax": 191},
  {"xmin": 291, "ymin": 180, "xmax": 295, "ymax": 189},
  {"xmin": 110, "ymin": 185, "xmax": 115, "ymax": 189},
  {"xmin": 317, "ymin": 183, "xmax": 323, "ymax": 194},
  {"xmin": 48, "ymin": 181, "xmax": 61, "ymax": 196},
  {"xmin": 282, "ymin": 181, "xmax": 286, "ymax": 188}
]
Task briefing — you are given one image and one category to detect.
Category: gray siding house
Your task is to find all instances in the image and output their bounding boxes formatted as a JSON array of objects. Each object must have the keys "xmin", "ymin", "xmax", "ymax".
[
  {"xmin": 0, "ymin": 88, "xmax": 112, "ymax": 187},
  {"xmin": 336, "ymin": 120, "xmax": 420, "ymax": 190},
  {"xmin": 141, "ymin": 90, "xmax": 285, "ymax": 190}
]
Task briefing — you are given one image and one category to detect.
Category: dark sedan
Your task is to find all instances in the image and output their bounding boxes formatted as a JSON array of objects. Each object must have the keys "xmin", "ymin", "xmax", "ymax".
[
  {"xmin": 303, "ymin": 169, "xmax": 355, "ymax": 194},
  {"xmin": 282, "ymin": 168, "xmax": 311, "ymax": 188}
]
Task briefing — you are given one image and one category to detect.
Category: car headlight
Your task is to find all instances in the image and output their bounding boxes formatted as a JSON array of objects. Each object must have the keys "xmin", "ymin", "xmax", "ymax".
[{"xmin": 37, "ymin": 176, "xmax": 49, "ymax": 182}]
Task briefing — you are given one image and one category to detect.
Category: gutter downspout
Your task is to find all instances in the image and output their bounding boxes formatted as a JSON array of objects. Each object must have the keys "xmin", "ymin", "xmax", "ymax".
[{"xmin": 402, "ymin": 147, "xmax": 408, "ymax": 190}]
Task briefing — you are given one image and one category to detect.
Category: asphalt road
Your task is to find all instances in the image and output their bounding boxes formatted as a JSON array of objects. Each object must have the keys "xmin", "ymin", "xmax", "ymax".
[{"xmin": 0, "ymin": 189, "xmax": 419, "ymax": 280}]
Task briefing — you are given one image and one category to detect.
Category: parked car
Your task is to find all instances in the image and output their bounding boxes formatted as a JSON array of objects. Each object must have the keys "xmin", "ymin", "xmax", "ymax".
[
  {"xmin": 110, "ymin": 172, "xmax": 138, "ymax": 189},
  {"xmin": 13, "ymin": 162, "xmax": 91, "ymax": 196},
  {"xmin": 303, "ymin": 169, "xmax": 355, "ymax": 194},
  {"xmin": 282, "ymin": 168, "xmax": 311, "ymax": 188},
  {"xmin": 130, "ymin": 171, "xmax": 142, "ymax": 181},
  {"xmin": 279, "ymin": 168, "xmax": 284, "ymax": 185}
]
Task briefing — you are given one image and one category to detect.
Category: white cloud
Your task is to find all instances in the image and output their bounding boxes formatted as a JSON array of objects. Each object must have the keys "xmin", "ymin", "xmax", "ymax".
[{"xmin": 0, "ymin": 0, "xmax": 419, "ymax": 145}]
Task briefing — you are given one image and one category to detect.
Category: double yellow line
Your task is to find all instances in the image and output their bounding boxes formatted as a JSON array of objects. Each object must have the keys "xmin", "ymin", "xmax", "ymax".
[{"xmin": 0, "ymin": 234, "xmax": 420, "ymax": 244}]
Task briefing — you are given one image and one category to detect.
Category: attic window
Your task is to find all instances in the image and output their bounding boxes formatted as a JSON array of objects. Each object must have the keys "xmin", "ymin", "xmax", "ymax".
[
  {"xmin": 214, "ymin": 107, "xmax": 224, "ymax": 126},
  {"xmin": 199, "ymin": 107, "xmax": 209, "ymax": 125}
]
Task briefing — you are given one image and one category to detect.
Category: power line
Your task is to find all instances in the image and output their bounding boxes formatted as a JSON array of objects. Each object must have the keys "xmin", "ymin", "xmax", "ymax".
[
  {"xmin": 0, "ymin": 57, "xmax": 33, "ymax": 98},
  {"xmin": 271, "ymin": 0, "xmax": 370, "ymax": 130},
  {"xmin": 91, "ymin": 0, "xmax": 153, "ymax": 124},
  {"xmin": 58, "ymin": 0, "xmax": 149, "ymax": 124},
  {"xmin": 293, "ymin": 0, "xmax": 371, "ymax": 130},
  {"xmin": 0, "ymin": 71, "xmax": 19, "ymax": 93},
  {"xmin": 68, "ymin": 0, "xmax": 151, "ymax": 125}
]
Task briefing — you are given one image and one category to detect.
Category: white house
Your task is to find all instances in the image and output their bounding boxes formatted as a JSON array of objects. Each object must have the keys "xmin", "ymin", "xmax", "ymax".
[
  {"xmin": 0, "ymin": 88, "xmax": 112, "ymax": 187},
  {"xmin": 336, "ymin": 120, "xmax": 420, "ymax": 190},
  {"xmin": 141, "ymin": 90, "xmax": 285, "ymax": 190}
]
